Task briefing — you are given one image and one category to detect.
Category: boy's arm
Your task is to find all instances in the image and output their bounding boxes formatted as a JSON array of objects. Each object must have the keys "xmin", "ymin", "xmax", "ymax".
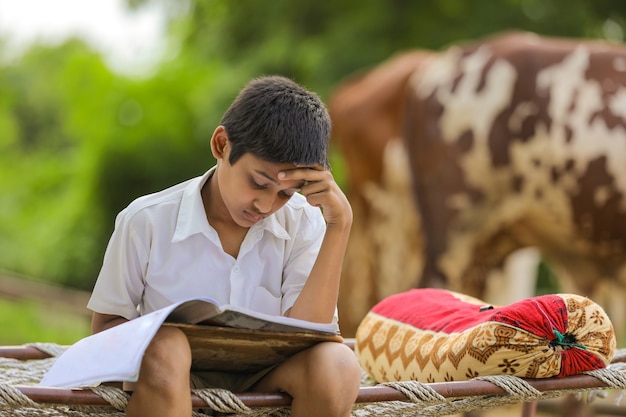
[
  {"xmin": 91, "ymin": 312, "xmax": 129, "ymax": 334},
  {"xmin": 278, "ymin": 166, "xmax": 352, "ymax": 324}
]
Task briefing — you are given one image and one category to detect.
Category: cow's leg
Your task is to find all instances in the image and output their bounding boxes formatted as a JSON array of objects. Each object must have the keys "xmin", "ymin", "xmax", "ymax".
[
  {"xmin": 459, "ymin": 230, "xmax": 527, "ymax": 299},
  {"xmin": 484, "ymin": 246, "xmax": 541, "ymax": 306}
]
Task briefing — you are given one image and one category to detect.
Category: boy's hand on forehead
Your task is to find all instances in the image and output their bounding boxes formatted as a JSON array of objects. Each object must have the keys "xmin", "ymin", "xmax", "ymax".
[{"xmin": 278, "ymin": 165, "xmax": 352, "ymax": 228}]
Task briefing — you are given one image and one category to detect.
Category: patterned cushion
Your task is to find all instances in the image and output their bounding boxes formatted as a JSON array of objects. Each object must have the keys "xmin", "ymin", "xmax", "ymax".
[{"xmin": 355, "ymin": 289, "xmax": 615, "ymax": 383}]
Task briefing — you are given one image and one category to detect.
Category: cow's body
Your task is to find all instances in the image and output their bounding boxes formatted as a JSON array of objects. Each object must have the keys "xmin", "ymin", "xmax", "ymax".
[
  {"xmin": 406, "ymin": 32, "xmax": 626, "ymax": 325},
  {"xmin": 330, "ymin": 50, "xmax": 434, "ymax": 206},
  {"xmin": 329, "ymin": 51, "xmax": 433, "ymax": 335}
]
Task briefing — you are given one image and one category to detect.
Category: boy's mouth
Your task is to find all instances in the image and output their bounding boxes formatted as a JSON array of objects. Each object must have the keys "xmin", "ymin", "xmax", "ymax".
[{"xmin": 244, "ymin": 210, "xmax": 263, "ymax": 223}]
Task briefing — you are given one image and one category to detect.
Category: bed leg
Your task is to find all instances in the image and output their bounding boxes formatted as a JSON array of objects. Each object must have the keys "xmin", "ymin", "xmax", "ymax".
[{"xmin": 521, "ymin": 401, "xmax": 537, "ymax": 417}]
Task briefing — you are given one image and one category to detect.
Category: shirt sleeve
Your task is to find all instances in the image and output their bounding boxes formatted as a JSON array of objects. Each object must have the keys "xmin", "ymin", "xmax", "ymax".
[
  {"xmin": 280, "ymin": 204, "xmax": 338, "ymax": 322},
  {"xmin": 86, "ymin": 208, "xmax": 150, "ymax": 320}
]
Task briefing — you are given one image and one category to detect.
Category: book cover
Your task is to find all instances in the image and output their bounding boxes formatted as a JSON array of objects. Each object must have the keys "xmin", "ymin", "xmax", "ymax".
[
  {"xmin": 40, "ymin": 297, "xmax": 340, "ymax": 388},
  {"xmin": 166, "ymin": 323, "xmax": 342, "ymax": 373}
]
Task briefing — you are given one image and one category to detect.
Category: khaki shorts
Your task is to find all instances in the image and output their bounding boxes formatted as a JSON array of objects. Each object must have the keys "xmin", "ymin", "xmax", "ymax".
[
  {"xmin": 190, "ymin": 365, "xmax": 278, "ymax": 392},
  {"xmin": 121, "ymin": 365, "xmax": 277, "ymax": 393}
]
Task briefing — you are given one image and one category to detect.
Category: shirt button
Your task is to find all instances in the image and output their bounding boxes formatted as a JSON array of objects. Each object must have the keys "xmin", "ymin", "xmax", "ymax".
[{"xmin": 233, "ymin": 265, "xmax": 240, "ymax": 273}]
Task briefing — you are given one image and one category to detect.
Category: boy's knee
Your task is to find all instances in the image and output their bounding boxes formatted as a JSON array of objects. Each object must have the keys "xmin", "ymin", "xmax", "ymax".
[
  {"xmin": 307, "ymin": 343, "xmax": 361, "ymax": 415},
  {"xmin": 139, "ymin": 326, "xmax": 192, "ymax": 389},
  {"xmin": 255, "ymin": 342, "xmax": 360, "ymax": 416},
  {"xmin": 309, "ymin": 342, "xmax": 361, "ymax": 390}
]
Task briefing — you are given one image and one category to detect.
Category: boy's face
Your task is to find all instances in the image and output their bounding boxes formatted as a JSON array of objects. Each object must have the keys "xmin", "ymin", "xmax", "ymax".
[{"xmin": 215, "ymin": 140, "xmax": 307, "ymax": 228}]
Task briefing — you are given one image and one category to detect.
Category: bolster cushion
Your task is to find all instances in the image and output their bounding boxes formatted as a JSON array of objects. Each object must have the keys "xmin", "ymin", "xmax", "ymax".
[{"xmin": 355, "ymin": 289, "xmax": 615, "ymax": 383}]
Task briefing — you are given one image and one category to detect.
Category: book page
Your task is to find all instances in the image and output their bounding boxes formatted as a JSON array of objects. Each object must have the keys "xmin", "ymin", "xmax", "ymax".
[
  {"xmin": 40, "ymin": 297, "xmax": 339, "ymax": 388},
  {"xmin": 40, "ymin": 305, "xmax": 176, "ymax": 387},
  {"xmin": 165, "ymin": 298, "xmax": 222, "ymax": 323},
  {"xmin": 204, "ymin": 308, "xmax": 339, "ymax": 334},
  {"xmin": 165, "ymin": 298, "xmax": 339, "ymax": 334}
]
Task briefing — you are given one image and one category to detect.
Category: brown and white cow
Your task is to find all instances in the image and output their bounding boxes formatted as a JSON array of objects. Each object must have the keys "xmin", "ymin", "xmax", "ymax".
[
  {"xmin": 405, "ymin": 31, "xmax": 626, "ymax": 333},
  {"xmin": 332, "ymin": 33, "xmax": 624, "ymax": 417},
  {"xmin": 330, "ymin": 48, "xmax": 539, "ymax": 336}
]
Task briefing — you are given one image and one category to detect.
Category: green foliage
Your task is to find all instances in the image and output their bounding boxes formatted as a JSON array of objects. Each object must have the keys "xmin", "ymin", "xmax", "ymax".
[
  {"xmin": 0, "ymin": 0, "xmax": 624, "ymax": 292},
  {"xmin": 0, "ymin": 298, "xmax": 90, "ymax": 345},
  {"xmin": 535, "ymin": 258, "xmax": 561, "ymax": 295},
  {"xmin": 0, "ymin": 41, "xmax": 109, "ymax": 288},
  {"xmin": 169, "ymin": 0, "xmax": 626, "ymax": 98}
]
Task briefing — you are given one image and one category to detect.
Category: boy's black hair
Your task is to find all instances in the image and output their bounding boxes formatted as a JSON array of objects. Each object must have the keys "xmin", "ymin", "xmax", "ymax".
[{"xmin": 220, "ymin": 75, "xmax": 331, "ymax": 169}]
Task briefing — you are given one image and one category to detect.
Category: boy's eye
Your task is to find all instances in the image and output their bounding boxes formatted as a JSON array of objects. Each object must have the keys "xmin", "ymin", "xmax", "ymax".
[
  {"xmin": 250, "ymin": 178, "xmax": 265, "ymax": 189},
  {"xmin": 250, "ymin": 177, "xmax": 294, "ymax": 198}
]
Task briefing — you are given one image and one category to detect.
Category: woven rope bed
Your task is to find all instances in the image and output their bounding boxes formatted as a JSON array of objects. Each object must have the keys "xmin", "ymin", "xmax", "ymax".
[{"xmin": 2, "ymin": 343, "xmax": 626, "ymax": 417}]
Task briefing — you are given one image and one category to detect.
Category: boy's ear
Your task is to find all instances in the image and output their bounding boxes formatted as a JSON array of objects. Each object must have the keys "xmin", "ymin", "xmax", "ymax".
[{"xmin": 210, "ymin": 126, "xmax": 229, "ymax": 160}]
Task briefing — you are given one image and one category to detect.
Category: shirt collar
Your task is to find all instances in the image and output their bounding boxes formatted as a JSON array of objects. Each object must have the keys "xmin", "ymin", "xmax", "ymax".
[
  {"xmin": 172, "ymin": 166, "xmax": 291, "ymax": 242},
  {"xmin": 172, "ymin": 167, "xmax": 216, "ymax": 243},
  {"xmin": 253, "ymin": 211, "xmax": 290, "ymax": 240}
]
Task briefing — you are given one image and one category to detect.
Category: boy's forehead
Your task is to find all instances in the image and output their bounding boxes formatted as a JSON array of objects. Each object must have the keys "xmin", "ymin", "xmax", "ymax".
[
  {"xmin": 257, "ymin": 159, "xmax": 299, "ymax": 173},
  {"xmin": 240, "ymin": 155, "xmax": 306, "ymax": 183},
  {"xmin": 247, "ymin": 154, "xmax": 311, "ymax": 172},
  {"xmin": 256, "ymin": 164, "xmax": 302, "ymax": 180},
  {"xmin": 236, "ymin": 152, "xmax": 317, "ymax": 176},
  {"xmin": 252, "ymin": 166, "xmax": 306, "ymax": 189}
]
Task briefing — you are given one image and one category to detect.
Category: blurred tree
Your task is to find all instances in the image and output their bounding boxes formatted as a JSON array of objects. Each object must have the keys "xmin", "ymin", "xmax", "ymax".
[
  {"xmin": 1, "ymin": 0, "xmax": 625, "ymax": 290},
  {"xmin": 0, "ymin": 39, "xmax": 227, "ymax": 289},
  {"xmin": 0, "ymin": 39, "xmax": 117, "ymax": 289},
  {"xmin": 152, "ymin": 0, "xmax": 626, "ymax": 96}
]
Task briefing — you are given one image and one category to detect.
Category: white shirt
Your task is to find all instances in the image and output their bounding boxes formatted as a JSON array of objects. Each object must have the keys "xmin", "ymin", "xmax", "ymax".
[{"xmin": 87, "ymin": 167, "xmax": 328, "ymax": 321}]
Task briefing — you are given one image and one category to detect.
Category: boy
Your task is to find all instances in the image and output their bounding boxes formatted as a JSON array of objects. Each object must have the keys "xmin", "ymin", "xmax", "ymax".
[{"xmin": 87, "ymin": 75, "xmax": 362, "ymax": 417}]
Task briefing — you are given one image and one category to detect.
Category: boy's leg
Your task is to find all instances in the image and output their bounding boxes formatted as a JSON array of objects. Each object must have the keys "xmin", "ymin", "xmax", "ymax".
[
  {"xmin": 251, "ymin": 341, "xmax": 361, "ymax": 417},
  {"xmin": 126, "ymin": 326, "xmax": 193, "ymax": 417}
]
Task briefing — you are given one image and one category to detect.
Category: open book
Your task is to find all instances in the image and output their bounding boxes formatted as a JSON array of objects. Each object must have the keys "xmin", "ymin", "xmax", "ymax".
[{"xmin": 40, "ymin": 297, "xmax": 341, "ymax": 388}]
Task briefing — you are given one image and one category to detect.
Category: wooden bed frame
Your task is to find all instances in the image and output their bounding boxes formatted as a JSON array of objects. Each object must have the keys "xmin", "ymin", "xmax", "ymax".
[{"xmin": 3, "ymin": 343, "xmax": 626, "ymax": 417}]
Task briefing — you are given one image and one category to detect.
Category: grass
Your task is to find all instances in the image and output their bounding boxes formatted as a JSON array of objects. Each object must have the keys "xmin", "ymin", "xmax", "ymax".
[{"xmin": 0, "ymin": 297, "xmax": 90, "ymax": 345}]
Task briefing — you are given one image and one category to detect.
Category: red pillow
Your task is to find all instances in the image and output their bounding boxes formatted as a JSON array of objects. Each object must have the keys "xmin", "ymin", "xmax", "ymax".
[{"xmin": 355, "ymin": 289, "xmax": 615, "ymax": 383}]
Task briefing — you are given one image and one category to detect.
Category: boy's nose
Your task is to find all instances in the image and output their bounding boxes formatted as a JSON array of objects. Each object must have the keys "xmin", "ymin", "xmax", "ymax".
[{"xmin": 254, "ymin": 194, "xmax": 275, "ymax": 214}]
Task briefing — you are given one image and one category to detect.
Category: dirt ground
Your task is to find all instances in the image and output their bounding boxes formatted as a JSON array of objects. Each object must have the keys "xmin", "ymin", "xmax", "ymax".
[{"xmin": 476, "ymin": 391, "xmax": 626, "ymax": 417}]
